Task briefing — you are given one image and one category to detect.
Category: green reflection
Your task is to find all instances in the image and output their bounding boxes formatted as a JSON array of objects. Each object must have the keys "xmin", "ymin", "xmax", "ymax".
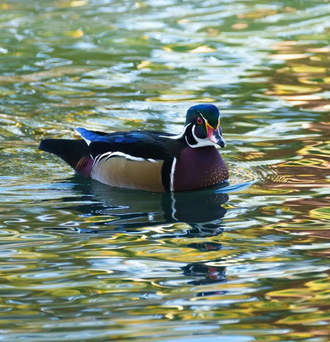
[{"xmin": 1, "ymin": 0, "xmax": 330, "ymax": 341}]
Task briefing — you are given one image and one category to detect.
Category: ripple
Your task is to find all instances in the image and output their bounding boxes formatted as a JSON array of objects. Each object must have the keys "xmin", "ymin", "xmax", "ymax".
[{"xmin": 1, "ymin": 0, "xmax": 330, "ymax": 341}]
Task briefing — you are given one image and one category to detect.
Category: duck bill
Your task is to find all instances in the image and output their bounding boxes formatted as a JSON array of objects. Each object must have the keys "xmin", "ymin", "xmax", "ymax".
[{"xmin": 207, "ymin": 124, "xmax": 226, "ymax": 148}]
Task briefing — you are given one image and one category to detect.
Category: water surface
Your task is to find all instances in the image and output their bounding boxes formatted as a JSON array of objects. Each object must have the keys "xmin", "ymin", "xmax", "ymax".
[{"xmin": 1, "ymin": 0, "xmax": 330, "ymax": 341}]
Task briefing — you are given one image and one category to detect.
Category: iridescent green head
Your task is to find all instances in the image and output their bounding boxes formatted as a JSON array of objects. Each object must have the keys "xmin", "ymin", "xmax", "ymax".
[{"xmin": 184, "ymin": 104, "xmax": 225, "ymax": 148}]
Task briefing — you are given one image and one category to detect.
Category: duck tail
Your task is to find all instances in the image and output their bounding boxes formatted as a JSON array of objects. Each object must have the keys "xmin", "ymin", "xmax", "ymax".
[{"xmin": 39, "ymin": 139, "xmax": 93, "ymax": 177}]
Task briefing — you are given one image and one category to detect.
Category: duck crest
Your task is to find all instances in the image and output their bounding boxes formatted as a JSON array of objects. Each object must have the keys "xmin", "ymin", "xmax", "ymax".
[{"xmin": 171, "ymin": 146, "xmax": 228, "ymax": 192}]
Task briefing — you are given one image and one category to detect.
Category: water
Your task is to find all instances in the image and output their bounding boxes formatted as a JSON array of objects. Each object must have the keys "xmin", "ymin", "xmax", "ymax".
[{"xmin": 1, "ymin": 0, "xmax": 330, "ymax": 341}]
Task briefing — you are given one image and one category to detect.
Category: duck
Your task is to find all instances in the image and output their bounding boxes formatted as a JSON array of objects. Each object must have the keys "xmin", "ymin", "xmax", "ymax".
[{"xmin": 39, "ymin": 104, "xmax": 229, "ymax": 192}]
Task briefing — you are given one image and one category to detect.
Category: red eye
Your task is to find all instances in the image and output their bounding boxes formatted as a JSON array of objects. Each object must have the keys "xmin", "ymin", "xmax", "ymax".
[{"xmin": 197, "ymin": 117, "xmax": 203, "ymax": 125}]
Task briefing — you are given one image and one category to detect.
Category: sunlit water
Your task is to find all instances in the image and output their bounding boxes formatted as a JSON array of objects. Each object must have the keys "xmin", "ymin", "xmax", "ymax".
[{"xmin": 1, "ymin": 0, "xmax": 330, "ymax": 341}]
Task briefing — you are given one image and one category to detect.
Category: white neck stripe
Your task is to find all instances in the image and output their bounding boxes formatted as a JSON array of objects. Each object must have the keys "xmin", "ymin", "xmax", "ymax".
[{"xmin": 170, "ymin": 157, "xmax": 177, "ymax": 191}]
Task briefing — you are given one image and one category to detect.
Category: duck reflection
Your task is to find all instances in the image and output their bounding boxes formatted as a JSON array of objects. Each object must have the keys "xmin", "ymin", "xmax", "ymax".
[
  {"xmin": 183, "ymin": 263, "xmax": 226, "ymax": 287},
  {"xmin": 61, "ymin": 176, "xmax": 230, "ymax": 290},
  {"xmin": 184, "ymin": 240, "xmax": 227, "ymax": 290},
  {"xmin": 67, "ymin": 176, "xmax": 229, "ymax": 236}
]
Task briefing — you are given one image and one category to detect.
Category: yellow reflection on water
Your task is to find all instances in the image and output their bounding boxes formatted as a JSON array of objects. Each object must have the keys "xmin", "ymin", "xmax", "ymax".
[{"xmin": 267, "ymin": 40, "xmax": 330, "ymax": 111}]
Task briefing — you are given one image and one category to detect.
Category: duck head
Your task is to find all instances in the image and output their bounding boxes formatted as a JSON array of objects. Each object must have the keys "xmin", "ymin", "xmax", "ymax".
[{"xmin": 184, "ymin": 104, "xmax": 225, "ymax": 149}]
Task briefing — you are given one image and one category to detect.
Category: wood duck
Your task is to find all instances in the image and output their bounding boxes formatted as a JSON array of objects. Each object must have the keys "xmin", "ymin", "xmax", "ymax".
[{"xmin": 39, "ymin": 104, "xmax": 229, "ymax": 192}]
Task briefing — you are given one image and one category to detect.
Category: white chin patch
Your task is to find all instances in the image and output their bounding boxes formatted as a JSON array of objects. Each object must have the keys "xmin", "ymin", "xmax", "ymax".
[{"xmin": 186, "ymin": 125, "xmax": 216, "ymax": 148}]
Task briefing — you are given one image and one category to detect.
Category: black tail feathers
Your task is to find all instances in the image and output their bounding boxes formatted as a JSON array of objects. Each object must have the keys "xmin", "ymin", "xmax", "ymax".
[{"xmin": 39, "ymin": 139, "xmax": 89, "ymax": 170}]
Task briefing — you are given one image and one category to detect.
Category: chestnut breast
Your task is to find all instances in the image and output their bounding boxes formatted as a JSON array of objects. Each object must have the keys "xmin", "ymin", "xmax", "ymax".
[{"xmin": 173, "ymin": 146, "xmax": 228, "ymax": 191}]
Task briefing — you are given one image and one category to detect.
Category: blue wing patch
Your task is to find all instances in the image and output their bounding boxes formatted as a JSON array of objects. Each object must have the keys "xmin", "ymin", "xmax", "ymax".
[
  {"xmin": 75, "ymin": 128, "xmax": 125, "ymax": 145},
  {"xmin": 74, "ymin": 128, "xmax": 101, "ymax": 145}
]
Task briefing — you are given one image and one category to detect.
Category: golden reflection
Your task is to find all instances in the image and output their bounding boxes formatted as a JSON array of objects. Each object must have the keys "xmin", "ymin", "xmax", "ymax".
[
  {"xmin": 269, "ymin": 84, "xmax": 321, "ymax": 95},
  {"xmin": 298, "ymin": 141, "xmax": 330, "ymax": 158},
  {"xmin": 288, "ymin": 333, "xmax": 324, "ymax": 339},
  {"xmin": 231, "ymin": 23, "xmax": 248, "ymax": 30},
  {"xmin": 258, "ymin": 93, "xmax": 330, "ymax": 243},
  {"xmin": 309, "ymin": 207, "xmax": 330, "ymax": 220},
  {"xmin": 271, "ymin": 41, "xmax": 297, "ymax": 50},
  {"xmin": 244, "ymin": 151, "xmax": 266, "ymax": 160},
  {"xmin": 269, "ymin": 54, "xmax": 308, "ymax": 60},
  {"xmin": 70, "ymin": 0, "xmax": 88, "ymax": 7},
  {"xmin": 237, "ymin": 8, "xmax": 278, "ymax": 19},
  {"xmin": 190, "ymin": 46, "xmax": 217, "ymax": 53},
  {"xmin": 266, "ymin": 197, "xmax": 330, "ymax": 239},
  {"xmin": 277, "ymin": 312, "xmax": 330, "ymax": 325},
  {"xmin": 64, "ymin": 29, "xmax": 84, "ymax": 38},
  {"xmin": 134, "ymin": 2, "xmax": 148, "ymax": 8},
  {"xmin": 145, "ymin": 96, "xmax": 215, "ymax": 102},
  {"xmin": 0, "ymin": 3, "xmax": 10, "ymax": 9},
  {"xmin": 291, "ymin": 65, "xmax": 326, "ymax": 73},
  {"xmin": 267, "ymin": 40, "xmax": 330, "ymax": 111},
  {"xmin": 56, "ymin": 0, "xmax": 88, "ymax": 7},
  {"xmin": 207, "ymin": 28, "xmax": 220, "ymax": 37},
  {"xmin": 306, "ymin": 277, "xmax": 330, "ymax": 291},
  {"xmin": 240, "ymin": 301, "xmax": 290, "ymax": 310},
  {"xmin": 266, "ymin": 289, "xmax": 312, "ymax": 301},
  {"xmin": 51, "ymin": 289, "xmax": 82, "ymax": 296},
  {"xmin": 137, "ymin": 60, "xmax": 152, "ymax": 70},
  {"xmin": 262, "ymin": 131, "xmax": 330, "ymax": 191},
  {"xmin": 0, "ymin": 67, "xmax": 89, "ymax": 85}
]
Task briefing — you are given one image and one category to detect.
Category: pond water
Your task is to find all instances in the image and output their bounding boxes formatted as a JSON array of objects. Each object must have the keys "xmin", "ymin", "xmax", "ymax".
[{"xmin": 1, "ymin": 0, "xmax": 330, "ymax": 341}]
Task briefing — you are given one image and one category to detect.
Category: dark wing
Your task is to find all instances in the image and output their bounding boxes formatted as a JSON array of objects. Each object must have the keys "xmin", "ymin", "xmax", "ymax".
[{"xmin": 75, "ymin": 128, "xmax": 180, "ymax": 161}]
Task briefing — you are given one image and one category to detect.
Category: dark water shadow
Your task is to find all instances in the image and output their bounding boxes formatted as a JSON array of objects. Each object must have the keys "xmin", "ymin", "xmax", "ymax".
[
  {"xmin": 60, "ymin": 175, "xmax": 232, "ymax": 234},
  {"xmin": 48, "ymin": 176, "xmax": 253, "ymax": 290}
]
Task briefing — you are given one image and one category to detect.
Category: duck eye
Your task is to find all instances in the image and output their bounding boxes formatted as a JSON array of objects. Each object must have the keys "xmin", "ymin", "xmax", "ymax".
[{"xmin": 197, "ymin": 117, "xmax": 203, "ymax": 125}]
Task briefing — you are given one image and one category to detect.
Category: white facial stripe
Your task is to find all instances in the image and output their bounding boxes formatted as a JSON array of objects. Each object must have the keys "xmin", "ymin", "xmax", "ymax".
[
  {"xmin": 196, "ymin": 108, "xmax": 221, "ymax": 129},
  {"xmin": 196, "ymin": 110, "xmax": 208, "ymax": 125},
  {"xmin": 185, "ymin": 124, "xmax": 216, "ymax": 149}
]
